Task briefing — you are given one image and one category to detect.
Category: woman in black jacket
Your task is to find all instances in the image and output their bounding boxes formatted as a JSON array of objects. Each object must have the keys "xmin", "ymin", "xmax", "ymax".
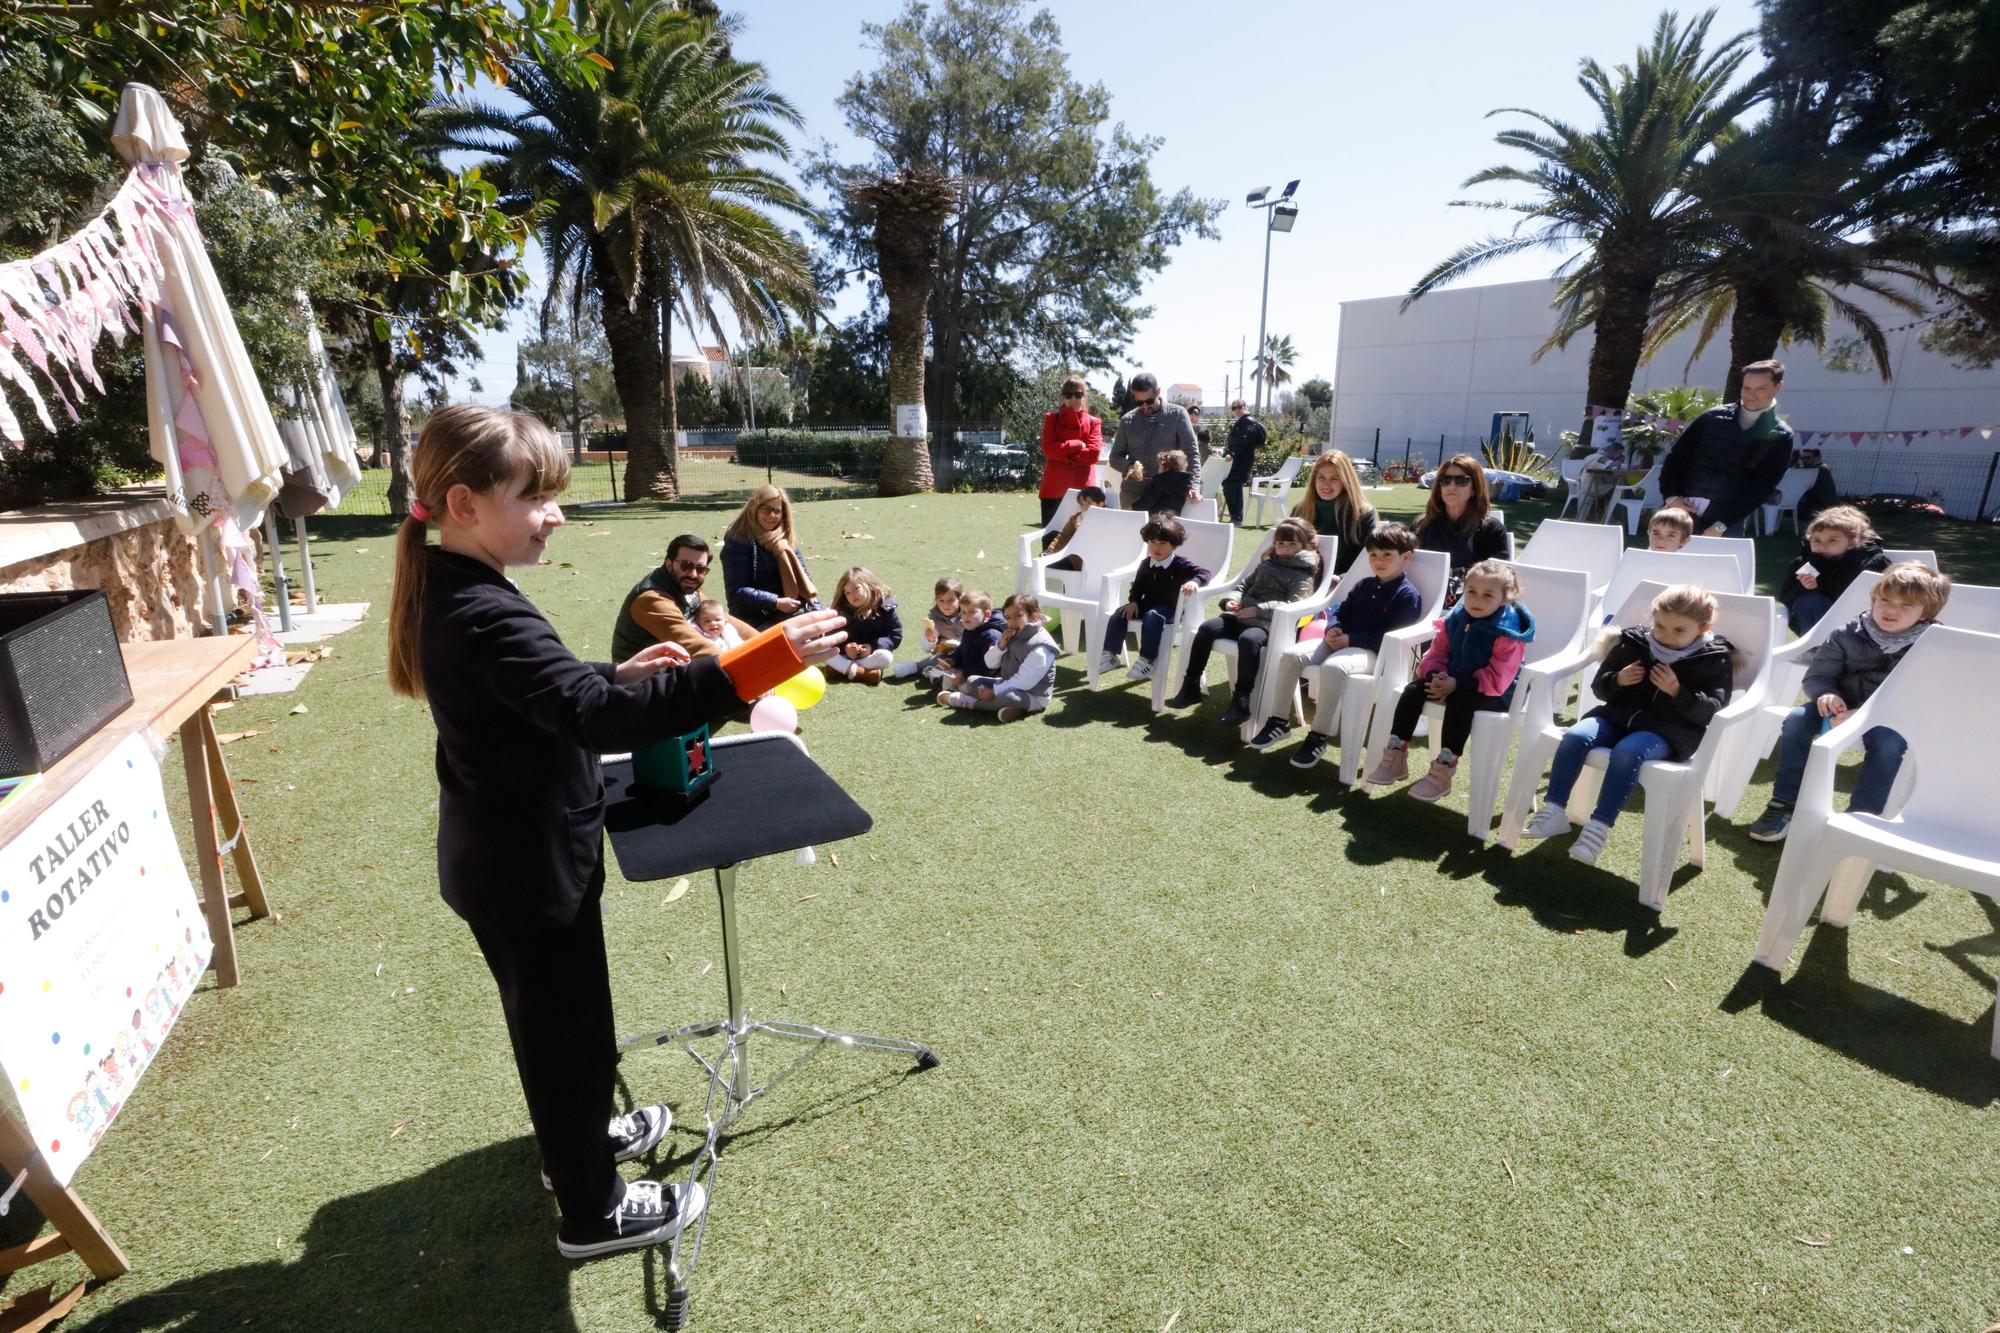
[
  {"xmin": 1517, "ymin": 584, "xmax": 1735, "ymax": 866},
  {"xmin": 1416, "ymin": 454, "xmax": 1509, "ymax": 604}
]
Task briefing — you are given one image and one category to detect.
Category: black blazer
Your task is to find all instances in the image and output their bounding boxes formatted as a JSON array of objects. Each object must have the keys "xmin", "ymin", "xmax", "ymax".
[{"xmin": 418, "ymin": 548, "xmax": 741, "ymax": 930}]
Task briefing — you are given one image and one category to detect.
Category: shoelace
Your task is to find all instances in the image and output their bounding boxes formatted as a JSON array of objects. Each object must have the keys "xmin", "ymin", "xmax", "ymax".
[
  {"xmin": 610, "ymin": 1109, "xmax": 649, "ymax": 1145},
  {"xmin": 620, "ymin": 1181, "xmax": 668, "ymax": 1222}
]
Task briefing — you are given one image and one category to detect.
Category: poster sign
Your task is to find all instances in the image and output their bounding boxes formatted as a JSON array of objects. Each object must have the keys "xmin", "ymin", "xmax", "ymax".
[
  {"xmin": 0, "ymin": 733, "xmax": 210, "ymax": 1185},
  {"xmin": 894, "ymin": 403, "xmax": 927, "ymax": 440}
]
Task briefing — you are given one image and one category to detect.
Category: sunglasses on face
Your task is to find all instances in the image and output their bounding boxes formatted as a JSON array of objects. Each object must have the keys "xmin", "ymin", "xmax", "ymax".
[
  {"xmin": 1062, "ymin": 389, "xmax": 1085, "ymax": 399},
  {"xmin": 1131, "ymin": 395, "xmax": 1157, "ymax": 407},
  {"xmin": 1438, "ymin": 474, "xmax": 1474, "ymax": 488},
  {"xmin": 672, "ymin": 560, "xmax": 709, "ymax": 575}
]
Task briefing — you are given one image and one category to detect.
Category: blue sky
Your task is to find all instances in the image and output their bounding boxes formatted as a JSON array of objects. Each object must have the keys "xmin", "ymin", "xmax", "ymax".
[{"xmin": 454, "ymin": 0, "xmax": 1768, "ymax": 408}]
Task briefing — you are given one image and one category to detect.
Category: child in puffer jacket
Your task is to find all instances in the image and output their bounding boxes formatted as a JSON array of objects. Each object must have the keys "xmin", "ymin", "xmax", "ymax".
[{"xmin": 1163, "ymin": 516, "xmax": 1321, "ymax": 727}]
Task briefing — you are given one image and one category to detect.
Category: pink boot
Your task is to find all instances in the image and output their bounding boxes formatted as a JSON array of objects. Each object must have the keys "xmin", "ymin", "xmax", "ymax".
[
  {"xmin": 1409, "ymin": 751, "xmax": 1459, "ymax": 802},
  {"xmin": 1364, "ymin": 740, "xmax": 1410, "ymax": 786}
]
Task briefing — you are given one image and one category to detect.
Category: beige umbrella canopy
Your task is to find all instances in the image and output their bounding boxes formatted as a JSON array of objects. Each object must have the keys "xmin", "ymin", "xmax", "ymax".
[{"xmin": 111, "ymin": 83, "xmax": 288, "ymax": 536}]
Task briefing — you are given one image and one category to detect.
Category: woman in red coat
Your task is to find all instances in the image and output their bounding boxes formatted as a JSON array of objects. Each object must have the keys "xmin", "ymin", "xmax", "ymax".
[{"xmin": 1039, "ymin": 375, "xmax": 1104, "ymax": 525}]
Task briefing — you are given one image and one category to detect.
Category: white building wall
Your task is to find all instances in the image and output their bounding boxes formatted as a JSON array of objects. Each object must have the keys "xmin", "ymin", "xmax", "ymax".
[{"xmin": 1330, "ymin": 275, "xmax": 2000, "ymax": 455}]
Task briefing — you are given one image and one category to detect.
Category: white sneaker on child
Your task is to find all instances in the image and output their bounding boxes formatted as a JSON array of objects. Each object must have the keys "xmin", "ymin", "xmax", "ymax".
[
  {"xmin": 1126, "ymin": 657, "xmax": 1153, "ymax": 680},
  {"xmin": 1569, "ymin": 818, "xmax": 1612, "ymax": 866},
  {"xmin": 1096, "ymin": 655, "xmax": 1121, "ymax": 677},
  {"xmin": 1522, "ymin": 802, "xmax": 1573, "ymax": 839}
]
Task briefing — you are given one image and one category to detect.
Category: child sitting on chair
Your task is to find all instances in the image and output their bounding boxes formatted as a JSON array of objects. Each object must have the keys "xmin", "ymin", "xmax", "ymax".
[
  {"xmin": 1365, "ymin": 559, "xmax": 1535, "ymax": 801},
  {"xmin": 1098, "ymin": 514, "xmax": 1211, "ymax": 682},
  {"xmin": 1778, "ymin": 504, "xmax": 1890, "ymax": 635},
  {"xmin": 1520, "ymin": 584, "xmax": 1735, "ymax": 865},
  {"xmin": 1248, "ymin": 521, "xmax": 1425, "ymax": 767},
  {"xmin": 892, "ymin": 577, "xmax": 964, "ymax": 682},
  {"xmin": 823, "ymin": 566, "xmax": 902, "ymax": 685},
  {"xmin": 1163, "ymin": 516, "xmax": 1321, "ymax": 726},
  {"xmin": 1132, "ymin": 450, "xmax": 1195, "ymax": 516},
  {"xmin": 692, "ymin": 598, "xmax": 744, "ymax": 651},
  {"xmin": 1747, "ymin": 561, "xmax": 1951, "ymax": 842},
  {"xmin": 938, "ymin": 593, "xmax": 1059, "ymax": 721},
  {"xmin": 1043, "ymin": 485, "xmax": 1108, "ymax": 570},
  {"xmin": 935, "ymin": 589, "xmax": 1005, "ymax": 699},
  {"xmin": 1647, "ymin": 505, "xmax": 1694, "ymax": 552}
]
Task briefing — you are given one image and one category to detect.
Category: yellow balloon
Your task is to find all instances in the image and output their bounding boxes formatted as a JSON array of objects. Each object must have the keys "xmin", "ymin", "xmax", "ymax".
[{"xmin": 774, "ymin": 665, "xmax": 826, "ymax": 710}]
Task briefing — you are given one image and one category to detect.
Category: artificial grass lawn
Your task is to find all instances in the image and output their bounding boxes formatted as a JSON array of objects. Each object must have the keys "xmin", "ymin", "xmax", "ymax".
[{"xmin": 25, "ymin": 487, "xmax": 2000, "ymax": 1332}]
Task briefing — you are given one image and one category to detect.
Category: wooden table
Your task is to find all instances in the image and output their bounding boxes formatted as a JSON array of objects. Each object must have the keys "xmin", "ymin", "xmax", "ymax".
[{"xmin": 0, "ymin": 634, "xmax": 275, "ymax": 1331}]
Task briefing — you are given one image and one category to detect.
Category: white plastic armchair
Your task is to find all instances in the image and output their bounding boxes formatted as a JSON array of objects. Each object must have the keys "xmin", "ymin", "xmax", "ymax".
[
  {"xmin": 1681, "ymin": 535, "xmax": 1757, "ymax": 593},
  {"xmin": 1015, "ymin": 488, "xmax": 1082, "ymax": 598},
  {"xmin": 1608, "ymin": 463, "xmax": 1664, "ymax": 535},
  {"xmin": 1753, "ymin": 626, "xmax": 2000, "ymax": 1057},
  {"xmin": 1598, "ymin": 550, "xmax": 1748, "ymax": 623},
  {"xmin": 1027, "ymin": 506, "xmax": 1146, "ymax": 657},
  {"xmin": 1883, "ymin": 548, "xmax": 1938, "ymax": 570},
  {"xmin": 1518, "ymin": 518, "xmax": 1626, "ymax": 601},
  {"xmin": 1370, "ymin": 563, "xmax": 1595, "ymax": 843},
  {"xmin": 1554, "ymin": 455, "xmax": 1590, "ymax": 519},
  {"xmin": 1089, "ymin": 515, "xmax": 1235, "ymax": 697},
  {"xmin": 1759, "ymin": 468, "xmax": 1818, "ymax": 537},
  {"xmin": 1255, "ymin": 555, "xmax": 1377, "ymax": 743},
  {"xmin": 1183, "ymin": 497, "xmax": 1221, "ymax": 523},
  {"xmin": 1247, "ymin": 455, "xmax": 1305, "ymax": 527},
  {"xmin": 1333, "ymin": 549, "xmax": 1452, "ymax": 785},
  {"xmin": 1498, "ymin": 582, "xmax": 1779, "ymax": 910},
  {"xmin": 1190, "ymin": 533, "xmax": 1343, "ymax": 737},
  {"xmin": 1197, "ymin": 451, "xmax": 1231, "ymax": 500}
]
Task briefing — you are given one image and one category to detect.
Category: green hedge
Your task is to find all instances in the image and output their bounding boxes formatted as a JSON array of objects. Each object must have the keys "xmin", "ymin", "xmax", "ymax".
[{"xmin": 730, "ymin": 430, "xmax": 886, "ymax": 477}]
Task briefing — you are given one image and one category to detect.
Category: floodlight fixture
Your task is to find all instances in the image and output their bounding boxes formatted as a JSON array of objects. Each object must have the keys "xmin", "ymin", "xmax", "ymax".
[
  {"xmin": 1246, "ymin": 185, "xmax": 1271, "ymax": 206},
  {"xmin": 1271, "ymin": 202, "xmax": 1299, "ymax": 233}
]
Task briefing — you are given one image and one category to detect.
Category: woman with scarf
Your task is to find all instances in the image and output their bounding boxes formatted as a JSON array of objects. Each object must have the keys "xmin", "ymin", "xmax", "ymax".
[
  {"xmin": 722, "ymin": 485, "xmax": 819, "ymax": 630},
  {"xmin": 1038, "ymin": 375, "xmax": 1104, "ymax": 526}
]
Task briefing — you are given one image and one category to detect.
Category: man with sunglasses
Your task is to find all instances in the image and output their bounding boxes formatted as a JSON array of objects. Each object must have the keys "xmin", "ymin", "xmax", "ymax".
[
  {"xmin": 1108, "ymin": 372, "xmax": 1202, "ymax": 510},
  {"xmin": 610, "ymin": 533, "xmax": 754, "ymax": 664}
]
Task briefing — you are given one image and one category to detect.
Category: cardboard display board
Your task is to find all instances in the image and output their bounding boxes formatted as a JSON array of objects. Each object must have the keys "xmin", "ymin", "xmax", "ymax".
[{"xmin": 0, "ymin": 732, "xmax": 210, "ymax": 1187}]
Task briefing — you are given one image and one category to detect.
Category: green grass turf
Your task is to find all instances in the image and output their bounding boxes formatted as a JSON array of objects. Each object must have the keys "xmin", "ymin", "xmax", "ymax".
[{"xmin": 21, "ymin": 487, "xmax": 2000, "ymax": 1332}]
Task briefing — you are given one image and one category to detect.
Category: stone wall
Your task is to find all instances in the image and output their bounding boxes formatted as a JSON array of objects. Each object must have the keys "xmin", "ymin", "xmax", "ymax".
[{"xmin": 0, "ymin": 487, "xmax": 206, "ymax": 642}]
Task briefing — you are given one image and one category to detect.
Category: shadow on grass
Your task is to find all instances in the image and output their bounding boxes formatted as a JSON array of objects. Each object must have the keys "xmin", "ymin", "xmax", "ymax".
[
  {"xmin": 63, "ymin": 1139, "xmax": 583, "ymax": 1333},
  {"xmin": 1719, "ymin": 921, "xmax": 2000, "ymax": 1107}
]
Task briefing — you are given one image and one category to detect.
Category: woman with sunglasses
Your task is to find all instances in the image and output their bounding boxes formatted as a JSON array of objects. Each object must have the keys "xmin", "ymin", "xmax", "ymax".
[
  {"xmin": 1038, "ymin": 375, "xmax": 1105, "ymax": 526},
  {"xmin": 722, "ymin": 484, "xmax": 819, "ymax": 630},
  {"xmin": 1416, "ymin": 453, "xmax": 1509, "ymax": 605}
]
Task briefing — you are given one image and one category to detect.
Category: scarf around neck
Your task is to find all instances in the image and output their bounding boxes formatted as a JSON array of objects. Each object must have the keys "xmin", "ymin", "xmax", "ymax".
[
  {"xmin": 1859, "ymin": 613, "xmax": 1927, "ymax": 655},
  {"xmin": 757, "ymin": 528, "xmax": 815, "ymax": 603},
  {"xmin": 1647, "ymin": 630, "xmax": 1713, "ymax": 664}
]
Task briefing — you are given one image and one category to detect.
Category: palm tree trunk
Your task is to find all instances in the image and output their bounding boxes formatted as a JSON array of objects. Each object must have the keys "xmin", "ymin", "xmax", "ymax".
[
  {"xmin": 593, "ymin": 248, "xmax": 677, "ymax": 501},
  {"xmin": 371, "ymin": 332, "xmax": 411, "ymax": 520},
  {"xmin": 660, "ymin": 274, "xmax": 681, "ymax": 488},
  {"xmin": 881, "ymin": 272, "xmax": 935, "ymax": 495},
  {"xmin": 1585, "ymin": 259, "xmax": 1662, "ymax": 413},
  {"xmin": 855, "ymin": 171, "xmax": 958, "ymax": 498},
  {"xmin": 1724, "ymin": 283, "xmax": 1788, "ymax": 403}
]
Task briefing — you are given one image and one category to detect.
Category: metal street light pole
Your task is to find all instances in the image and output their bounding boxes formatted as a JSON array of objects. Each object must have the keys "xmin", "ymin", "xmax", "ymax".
[{"xmin": 1244, "ymin": 181, "xmax": 1300, "ymax": 415}]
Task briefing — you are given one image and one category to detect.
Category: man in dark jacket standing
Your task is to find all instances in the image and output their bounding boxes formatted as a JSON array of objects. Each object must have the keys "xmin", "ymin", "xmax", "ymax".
[
  {"xmin": 1220, "ymin": 398, "xmax": 1265, "ymax": 526},
  {"xmin": 1660, "ymin": 359, "xmax": 1794, "ymax": 536},
  {"xmin": 1108, "ymin": 372, "xmax": 1201, "ymax": 509}
]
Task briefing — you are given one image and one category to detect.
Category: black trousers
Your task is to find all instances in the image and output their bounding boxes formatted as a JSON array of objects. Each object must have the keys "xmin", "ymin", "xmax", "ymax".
[
  {"xmin": 1180, "ymin": 615, "xmax": 1269, "ymax": 698},
  {"xmin": 470, "ymin": 887, "xmax": 623, "ymax": 1224},
  {"xmin": 1222, "ymin": 471, "xmax": 1251, "ymax": 525},
  {"xmin": 1040, "ymin": 495, "xmax": 1062, "ymax": 526},
  {"xmin": 1389, "ymin": 677, "xmax": 1508, "ymax": 755}
]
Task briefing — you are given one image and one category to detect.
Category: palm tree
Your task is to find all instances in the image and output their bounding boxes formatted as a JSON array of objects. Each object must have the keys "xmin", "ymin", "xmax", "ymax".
[
  {"xmin": 850, "ymin": 169, "xmax": 960, "ymax": 496},
  {"xmin": 435, "ymin": 1, "xmax": 815, "ymax": 500},
  {"xmin": 1252, "ymin": 333, "xmax": 1296, "ymax": 404},
  {"xmin": 1640, "ymin": 79, "xmax": 1962, "ymax": 401},
  {"xmin": 1406, "ymin": 10, "xmax": 1764, "ymax": 413}
]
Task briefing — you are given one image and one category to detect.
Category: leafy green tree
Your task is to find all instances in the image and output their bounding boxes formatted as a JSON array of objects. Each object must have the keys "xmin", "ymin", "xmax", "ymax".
[
  {"xmin": 807, "ymin": 0, "xmax": 1223, "ymax": 444},
  {"xmin": 675, "ymin": 370, "xmax": 718, "ymax": 429},
  {"xmin": 513, "ymin": 301, "xmax": 618, "ymax": 455},
  {"xmin": 1407, "ymin": 11, "xmax": 1764, "ymax": 412},
  {"xmin": 805, "ymin": 320, "xmax": 889, "ymax": 426},
  {"xmin": 1110, "ymin": 374, "xmax": 1129, "ymax": 413},
  {"xmin": 1298, "ymin": 377, "xmax": 1333, "ymax": 411},
  {"xmin": 438, "ymin": 1, "xmax": 817, "ymax": 499}
]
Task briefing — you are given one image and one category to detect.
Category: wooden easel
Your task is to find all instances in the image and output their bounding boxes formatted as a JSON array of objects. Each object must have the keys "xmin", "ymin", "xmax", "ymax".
[
  {"xmin": 180, "ymin": 686, "xmax": 274, "ymax": 987},
  {"xmin": 0, "ymin": 1113, "xmax": 127, "ymax": 1333}
]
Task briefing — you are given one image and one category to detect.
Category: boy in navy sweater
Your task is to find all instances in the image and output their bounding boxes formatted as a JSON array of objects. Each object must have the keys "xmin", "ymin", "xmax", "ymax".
[
  {"xmin": 1097, "ymin": 514, "xmax": 1211, "ymax": 680},
  {"xmin": 1250, "ymin": 521, "xmax": 1426, "ymax": 768},
  {"xmin": 936, "ymin": 589, "xmax": 1005, "ymax": 699}
]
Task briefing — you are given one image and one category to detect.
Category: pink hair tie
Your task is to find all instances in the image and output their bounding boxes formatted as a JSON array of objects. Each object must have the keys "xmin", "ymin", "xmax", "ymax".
[{"xmin": 410, "ymin": 499, "xmax": 433, "ymax": 523}]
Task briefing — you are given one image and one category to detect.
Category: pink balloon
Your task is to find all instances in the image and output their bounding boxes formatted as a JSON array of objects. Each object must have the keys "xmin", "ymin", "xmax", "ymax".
[
  {"xmin": 1297, "ymin": 616, "xmax": 1326, "ymax": 644},
  {"xmin": 749, "ymin": 695, "xmax": 798, "ymax": 734}
]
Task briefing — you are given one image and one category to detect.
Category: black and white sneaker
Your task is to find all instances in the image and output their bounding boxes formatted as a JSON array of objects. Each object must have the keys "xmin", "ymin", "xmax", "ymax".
[
  {"xmin": 1247, "ymin": 717, "xmax": 1293, "ymax": 750},
  {"xmin": 555, "ymin": 1179, "xmax": 707, "ymax": 1260},
  {"xmin": 543, "ymin": 1105, "xmax": 673, "ymax": 1189},
  {"xmin": 1289, "ymin": 733, "xmax": 1330, "ymax": 769}
]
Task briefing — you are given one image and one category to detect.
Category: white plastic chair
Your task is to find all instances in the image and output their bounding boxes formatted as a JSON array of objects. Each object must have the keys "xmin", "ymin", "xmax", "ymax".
[
  {"xmin": 1198, "ymin": 452, "xmax": 1231, "ymax": 501},
  {"xmin": 1334, "ymin": 549, "xmax": 1452, "ymax": 785},
  {"xmin": 1752, "ymin": 626, "xmax": 2000, "ymax": 1057},
  {"xmin": 1608, "ymin": 463, "xmax": 1663, "ymax": 535},
  {"xmin": 1367, "ymin": 563, "xmax": 1594, "ymax": 843},
  {"xmin": 1681, "ymin": 534, "xmax": 1757, "ymax": 594},
  {"xmin": 1016, "ymin": 488, "xmax": 1082, "ymax": 597},
  {"xmin": 1498, "ymin": 582, "xmax": 1779, "ymax": 908},
  {"xmin": 1183, "ymin": 497, "xmax": 1220, "ymax": 523},
  {"xmin": 1598, "ymin": 549, "xmax": 1749, "ymax": 619},
  {"xmin": 1759, "ymin": 468, "xmax": 1818, "ymax": 537},
  {"xmin": 1248, "ymin": 456, "xmax": 1304, "ymax": 527},
  {"xmin": 1883, "ymin": 548, "xmax": 1938, "ymax": 570},
  {"xmin": 1090, "ymin": 516, "xmax": 1235, "ymax": 698},
  {"xmin": 1028, "ymin": 506, "xmax": 1146, "ymax": 656},
  {"xmin": 1256, "ymin": 556, "xmax": 1379, "ymax": 745},
  {"xmin": 1554, "ymin": 455, "xmax": 1590, "ymax": 520},
  {"xmin": 1518, "ymin": 519, "xmax": 1626, "ymax": 597},
  {"xmin": 1175, "ymin": 533, "xmax": 1343, "ymax": 731}
]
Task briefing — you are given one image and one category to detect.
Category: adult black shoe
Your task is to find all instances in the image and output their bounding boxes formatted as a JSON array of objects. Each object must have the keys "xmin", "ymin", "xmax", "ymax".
[
  {"xmin": 543, "ymin": 1105, "xmax": 672, "ymax": 1190},
  {"xmin": 1162, "ymin": 685, "xmax": 1204, "ymax": 710},
  {"xmin": 555, "ymin": 1180, "xmax": 707, "ymax": 1260},
  {"xmin": 1217, "ymin": 695, "xmax": 1251, "ymax": 727},
  {"xmin": 1246, "ymin": 718, "xmax": 1293, "ymax": 750},
  {"xmin": 1289, "ymin": 733, "xmax": 1330, "ymax": 769}
]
